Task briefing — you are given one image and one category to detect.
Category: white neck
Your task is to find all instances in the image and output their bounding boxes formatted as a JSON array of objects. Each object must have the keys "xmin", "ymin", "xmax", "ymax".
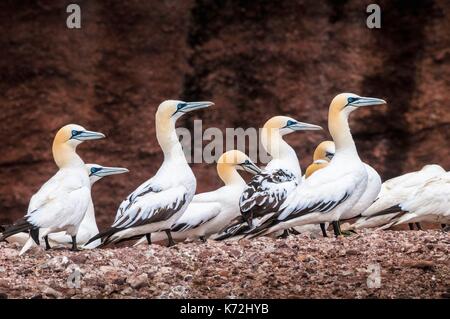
[
  {"xmin": 261, "ymin": 127, "xmax": 301, "ymax": 175},
  {"xmin": 328, "ymin": 110, "xmax": 359, "ymax": 158},
  {"xmin": 52, "ymin": 143, "xmax": 85, "ymax": 169},
  {"xmin": 156, "ymin": 116, "xmax": 186, "ymax": 163}
]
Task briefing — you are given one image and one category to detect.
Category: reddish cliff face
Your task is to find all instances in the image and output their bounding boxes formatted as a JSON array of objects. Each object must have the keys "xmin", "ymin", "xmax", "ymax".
[{"xmin": 0, "ymin": 0, "xmax": 449, "ymax": 226}]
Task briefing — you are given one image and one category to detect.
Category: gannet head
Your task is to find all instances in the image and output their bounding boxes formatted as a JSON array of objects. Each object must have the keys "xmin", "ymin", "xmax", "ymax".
[
  {"xmin": 86, "ymin": 164, "xmax": 129, "ymax": 184},
  {"xmin": 305, "ymin": 159, "xmax": 329, "ymax": 178},
  {"xmin": 156, "ymin": 100, "xmax": 214, "ymax": 122},
  {"xmin": 263, "ymin": 116, "xmax": 322, "ymax": 136},
  {"xmin": 313, "ymin": 141, "xmax": 335, "ymax": 162},
  {"xmin": 420, "ymin": 164, "xmax": 445, "ymax": 173},
  {"xmin": 330, "ymin": 93, "xmax": 386, "ymax": 117},
  {"xmin": 218, "ymin": 150, "xmax": 261, "ymax": 175},
  {"xmin": 55, "ymin": 124, "xmax": 106, "ymax": 148}
]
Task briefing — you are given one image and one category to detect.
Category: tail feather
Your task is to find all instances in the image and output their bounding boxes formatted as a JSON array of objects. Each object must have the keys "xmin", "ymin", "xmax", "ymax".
[
  {"xmin": 0, "ymin": 219, "xmax": 33, "ymax": 242},
  {"xmin": 85, "ymin": 227, "xmax": 120, "ymax": 246},
  {"xmin": 369, "ymin": 205, "xmax": 404, "ymax": 218}
]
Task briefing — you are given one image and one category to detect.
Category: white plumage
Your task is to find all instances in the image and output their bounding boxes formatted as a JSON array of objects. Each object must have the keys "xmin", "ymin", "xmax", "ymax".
[
  {"xmin": 0, "ymin": 124, "xmax": 105, "ymax": 251},
  {"xmin": 246, "ymin": 93, "xmax": 386, "ymax": 237},
  {"xmin": 216, "ymin": 116, "xmax": 321, "ymax": 239},
  {"xmin": 352, "ymin": 164, "xmax": 445, "ymax": 229},
  {"xmin": 86, "ymin": 100, "xmax": 213, "ymax": 246},
  {"xmin": 392, "ymin": 171, "xmax": 450, "ymax": 226}
]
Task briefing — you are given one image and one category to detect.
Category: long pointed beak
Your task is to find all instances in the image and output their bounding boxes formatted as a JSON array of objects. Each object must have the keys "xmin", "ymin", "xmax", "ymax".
[
  {"xmin": 181, "ymin": 101, "xmax": 214, "ymax": 113},
  {"xmin": 290, "ymin": 122, "xmax": 323, "ymax": 131},
  {"xmin": 97, "ymin": 166, "xmax": 129, "ymax": 177},
  {"xmin": 243, "ymin": 162, "xmax": 262, "ymax": 175},
  {"xmin": 352, "ymin": 97, "xmax": 387, "ymax": 107},
  {"xmin": 76, "ymin": 130, "xmax": 106, "ymax": 141}
]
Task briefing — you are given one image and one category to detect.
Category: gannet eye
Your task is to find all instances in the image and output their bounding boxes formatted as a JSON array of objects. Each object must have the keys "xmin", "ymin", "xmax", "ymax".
[
  {"xmin": 71, "ymin": 130, "xmax": 81, "ymax": 137},
  {"xmin": 90, "ymin": 167, "xmax": 101, "ymax": 176},
  {"xmin": 244, "ymin": 160, "xmax": 250, "ymax": 165},
  {"xmin": 347, "ymin": 97, "xmax": 360, "ymax": 104},
  {"xmin": 286, "ymin": 120, "xmax": 296, "ymax": 126},
  {"xmin": 177, "ymin": 103, "xmax": 187, "ymax": 110}
]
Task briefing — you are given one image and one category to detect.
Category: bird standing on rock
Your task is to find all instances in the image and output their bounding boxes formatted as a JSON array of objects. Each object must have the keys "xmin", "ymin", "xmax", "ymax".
[
  {"xmin": 245, "ymin": 93, "xmax": 386, "ymax": 238},
  {"xmin": 0, "ymin": 124, "xmax": 105, "ymax": 251},
  {"xmin": 6, "ymin": 164, "xmax": 129, "ymax": 254},
  {"xmin": 86, "ymin": 100, "xmax": 214, "ymax": 246},
  {"xmin": 216, "ymin": 116, "xmax": 322, "ymax": 240},
  {"xmin": 134, "ymin": 150, "xmax": 260, "ymax": 245}
]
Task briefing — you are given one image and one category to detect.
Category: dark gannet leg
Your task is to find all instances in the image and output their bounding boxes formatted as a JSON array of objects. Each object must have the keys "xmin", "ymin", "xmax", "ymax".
[
  {"xmin": 244, "ymin": 215, "xmax": 253, "ymax": 228},
  {"xmin": 145, "ymin": 233, "xmax": 152, "ymax": 245},
  {"xmin": 415, "ymin": 222, "xmax": 422, "ymax": 230},
  {"xmin": 44, "ymin": 235, "xmax": 51, "ymax": 250},
  {"xmin": 408, "ymin": 223, "xmax": 414, "ymax": 230},
  {"xmin": 332, "ymin": 221, "xmax": 341, "ymax": 237},
  {"xmin": 199, "ymin": 236, "xmax": 207, "ymax": 243},
  {"xmin": 320, "ymin": 223, "xmax": 328, "ymax": 237},
  {"xmin": 30, "ymin": 228, "xmax": 40, "ymax": 245},
  {"xmin": 165, "ymin": 230, "xmax": 175, "ymax": 247},
  {"xmin": 71, "ymin": 235, "xmax": 79, "ymax": 251},
  {"xmin": 278, "ymin": 229, "xmax": 289, "ymax": 238}
]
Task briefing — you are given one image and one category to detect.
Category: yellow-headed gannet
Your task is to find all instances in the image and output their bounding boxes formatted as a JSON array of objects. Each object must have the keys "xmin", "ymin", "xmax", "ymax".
[
  {"xmin": 246, "ymin": 93, "xmax": 386, "ymax": 238},
  {"xmin": 134, "ymin": 150, "xmax": 260, "ymax": 245},
  {"xmin": 86, "ymin": 100, "xmax": 213, "ymax": 246},
  {"xmin": 14, "ymin": 164, "xmax": 129, "ymax": 255},
  {"xmin": 352, "ymin": 164, "xmax": 446, "ymax": 230},
  {"xmin": 0, "ymin": 124, "xmax": 105, "ymax": 251},
  {"xmin": 216, "ymin": 116, "xmax": 322, "ymax": 240},
  {"xmin": 293, "ymin": 141, "xmax": 335, "ymax": 237}
]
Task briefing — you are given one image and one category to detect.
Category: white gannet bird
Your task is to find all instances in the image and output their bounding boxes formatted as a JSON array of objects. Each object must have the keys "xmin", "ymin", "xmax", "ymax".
[
  {"xmin": 86, "ymin": 100, "xmax": 214, "ymax": 246},
  {"xmin": 390, "ymin": 171, "xmax": 450, "ymax": 227},
  {"xmin": 246, "ymin": 93, "xmax": 386, "ymax": 238},
  {"xmin": 336, "ymin": 157, "xmax": 382, "ymax": 235},
  {"xmin": 352, "ymin": 164, "xmax": 446, "ymax": 230},
  {"xmin": 215, "ymin": 116, "xmax": 322, "ymax": 240},
  {"xmin": 134, "ymin": 150, "xmax": 261, "ymax": 246},
  {"xmin": 292, "ymin": 140, "xmax": 335, "ymax": 237},
  {"xmin": 0, "ymin": 124, "xmax": 105, "ymax": 251},
  {"xmin": 11, "ymin": 164, "xmax": 129, "ymax": 254}
]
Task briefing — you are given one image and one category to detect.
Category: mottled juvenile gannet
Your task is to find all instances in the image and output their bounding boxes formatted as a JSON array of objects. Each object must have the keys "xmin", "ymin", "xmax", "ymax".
[
  {"xmin": 246, "ymin": 93, "xmax": 386, "ymax": 238},
  {"xmin": 352, "ymin": 164, "xmax": 446, "ymax": 230},
  {"xmin": 391, "ymin": 171, "xmax": 450, "ymax": 227},
  {"xmin": 86, "ymin": 100, "xmax": 213, "ymax": 246},
  {"xmin": 216, "ymin": 116, "xmax": 322, "ymax": 239},
  {"xmin": 14, "ymin": 164, "xmax": 129, "ymax": 254},
  {"xmin": 0, "ymin": 124, "xmax": 105, "ymax": 251},
  {"xmin": 134, "ymin": 150, "xmax": 260, "ymax": 245}
]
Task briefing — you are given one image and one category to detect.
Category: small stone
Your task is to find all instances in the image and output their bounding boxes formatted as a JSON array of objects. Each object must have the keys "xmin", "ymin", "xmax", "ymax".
[
  {"xmin": 127, "ymin": 273, "xmax": 148, "ymax": 289},
  {"xmin": 42, "ymin": 286, "xmax": 60, "ymax": 298}
]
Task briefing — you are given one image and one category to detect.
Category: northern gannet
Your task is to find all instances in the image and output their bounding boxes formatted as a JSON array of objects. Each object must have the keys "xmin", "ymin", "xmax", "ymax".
[
  {"xmin": 390, "ymin": 171, "xmax": 450, "ymax": 227},
  {"xmin": 11, "ymin": 164, "xmax": 129, "ymax": 254},
  {"xmin": 304, "ymin": 140, "xmax": 335, "ymax": 179},
  {"xmin": 216, "ymin": 116, "xmax": 322, "ymax": 240},
  {"xmin": 246, "ymin": 93, "xmax": 386, "ymax": 238},
  {"xmin": 0, "ymin": 124, "xmax": 105, "ymax": 251},
  {"xmin": 293, "ymin": 141, "xmax": 335, "ymax": 237},
  {"xmin": 134, "ymin": 150, "xmax": 260, "ymax": 245},
  {"xmin": 86, "ymin": 100, "xmax": 213, "ymax": 246},
  {"xmin": 352, "ymin": 164, "xmax": 446, "ymax": 230}
]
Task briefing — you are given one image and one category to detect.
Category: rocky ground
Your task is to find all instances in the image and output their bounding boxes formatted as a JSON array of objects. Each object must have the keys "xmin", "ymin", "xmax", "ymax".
[{"xmin": 0, "ymin": 229, "xmax": 449, "ymax": 299}]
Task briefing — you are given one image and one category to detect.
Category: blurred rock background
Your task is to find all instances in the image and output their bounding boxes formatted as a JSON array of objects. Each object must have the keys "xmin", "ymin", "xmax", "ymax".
[{"xmin": 0, "ymin": 0, "xmax": 449, "ymax": 226}]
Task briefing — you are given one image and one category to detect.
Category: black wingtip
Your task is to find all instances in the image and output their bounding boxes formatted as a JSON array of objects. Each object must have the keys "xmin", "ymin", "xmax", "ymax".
[
  {"xmin": 85, "ymin": 228, "xmax": 118, "ymax": 246},
  {"xmin": 370, "ymin": 205, "xmax": 404, "ymax": 218},
  {"xmin": 0, "ymin": 219, "xmax": 33, "ymax": 242}
]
